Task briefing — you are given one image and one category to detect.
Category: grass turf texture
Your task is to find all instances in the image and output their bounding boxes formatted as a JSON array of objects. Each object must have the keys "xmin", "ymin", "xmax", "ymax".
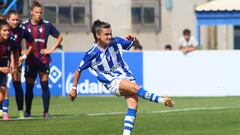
[{"xmin": 1, "ymin": 96, "xmax": 240, "ymax": 135}]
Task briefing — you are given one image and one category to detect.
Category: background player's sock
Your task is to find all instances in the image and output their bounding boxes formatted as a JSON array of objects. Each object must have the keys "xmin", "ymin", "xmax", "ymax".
[
  {"xmin": 25, "ymin": 83, "xmax": 34, "ymax": 114},
  {"xmin": 123, "ymin": 108, "xmax": 137, "ymax": 135},
  {"xmin": 0, "ymin": 103, "xmax": 3, "ymax": 117},
  {"xmin": 13, "ymin": 81, "xmax": 24, "ymax": 111},
  {"xmin": 137, "ymin": 88, "xmax": 164, "ymax": 104},
  {"xmin": 3, "ymin": 98, "xmax": 9, "ymax": 114},
  {"xmin": 41, "ymin": 81, "xmax": 50, "ymax": 113}
]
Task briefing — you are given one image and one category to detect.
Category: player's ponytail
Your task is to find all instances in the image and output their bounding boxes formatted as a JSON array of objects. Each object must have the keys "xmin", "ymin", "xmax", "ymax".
[
  {"xmin": 31, "ymin": 0, "xmax": 42, "ymax": 10},
  {"xmin": 91, "ymin": 19, "xmax": 111, "ymax": 42}
]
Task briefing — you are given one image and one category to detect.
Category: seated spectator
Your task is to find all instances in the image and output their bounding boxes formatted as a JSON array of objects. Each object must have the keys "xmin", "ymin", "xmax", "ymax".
[
  {"xmin": 165, "ymin": 44, "xmax": 172, "ymax": 50},
  {"xmin": 178, "ymin": 29, "xmax": 198, "ymax": 54}
]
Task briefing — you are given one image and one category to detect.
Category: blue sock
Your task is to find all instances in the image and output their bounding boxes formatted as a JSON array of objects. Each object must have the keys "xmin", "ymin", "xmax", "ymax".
[
  {"xmin": 3, "ymin": 98, "xmax": 9, "ymax": 114},
  {"xmin": 41, "ymin": 81, "xmax": 50, "ymax": 113},
  {"xmin": 13, "ymin": 81, "xmax": 24, "ymax": 111},
  {"xmin": 25, "ymin": 83, "xmax": 34, "ymax": 114},
  {"xmin": 123, "ymin": 108, "xmax": 137, "ymax": 135},
  {"xmin": 137, "ymin": 88, "xmax": 164, "ymax": 104}
]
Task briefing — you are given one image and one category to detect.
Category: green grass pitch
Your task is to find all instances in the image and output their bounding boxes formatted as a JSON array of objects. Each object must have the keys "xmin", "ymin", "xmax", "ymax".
[{"xmin": 1, "ymin": 96, "xmax": 240, "ymax": 135}]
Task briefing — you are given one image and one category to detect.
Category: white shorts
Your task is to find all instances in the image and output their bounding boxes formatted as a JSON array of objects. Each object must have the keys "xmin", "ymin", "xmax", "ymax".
[{"xmin": 106, "ymin": 76, "xmax": 135, "ymax": 96}]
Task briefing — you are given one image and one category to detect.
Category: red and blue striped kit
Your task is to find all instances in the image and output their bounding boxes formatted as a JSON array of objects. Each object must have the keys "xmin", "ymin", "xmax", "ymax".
[
  {"xmin": 0, "ymin": 39, "xmax": 15, "ymax": 67},
  {"xmin": 10, "ymin": 25, "xmax": 34, "ymax": 55},
  {"xmin": 22, "ymin": 19, "xmax": 60, "ymax": 66}
]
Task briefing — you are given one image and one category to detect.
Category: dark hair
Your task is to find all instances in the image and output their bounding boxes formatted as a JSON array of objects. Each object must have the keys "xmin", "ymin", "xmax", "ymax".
[
  {"xmin": 165, "ymin": 44, "xmax": 172, "ymax": 50},
  {"xmin": 31, "ymin": 0, "xmax": 42, "ymax": 10},
  {"xmin": 134, "ymin": 45, "xmax": 143, "ymax": 50},
  {"xmin": 183, "ymin": 29, "xmax": 191, "ymax": 35},
  {"xmin": 6, "ymin": 10, "xmax": 18, "ymax": 19},
  {"xmin": 0, "ymin": 19, "xmax": 9, "ymax": 30},
  {"xmin": 91, "ymin": 19, "xmax": 111, "ymax": 42}
]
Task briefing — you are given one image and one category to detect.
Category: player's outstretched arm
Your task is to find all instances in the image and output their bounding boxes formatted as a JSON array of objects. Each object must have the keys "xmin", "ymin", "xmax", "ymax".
[{"xmin": 69, "ymin": 69, "xmax": 81, "ymax": 101}]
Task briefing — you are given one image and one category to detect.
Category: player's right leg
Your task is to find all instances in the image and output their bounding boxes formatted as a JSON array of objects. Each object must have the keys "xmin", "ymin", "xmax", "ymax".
[
  {"xmin": 39, "ymin": 64, "xmax": 51, "ymax": 119},
  {"xmin": 24, "ymin": 65, "xmax": 37, "ymax": 117},
  {"xmin": 122, "ymin": 95, "xmax": 138, "ymax": 135},
  {"xmin": 12, "ymin": 65, "xmax": 24, "ymax": 119},
  {"xmin": 119, "ymin": 80, "xmax": 174, "ymax": 107}
]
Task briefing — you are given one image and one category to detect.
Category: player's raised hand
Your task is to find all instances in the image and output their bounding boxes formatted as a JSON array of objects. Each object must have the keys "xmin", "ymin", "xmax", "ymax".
[
  {"xmin": 125, "ymin": 34, "xmax": 136, "ymax": 41},
  {"xmin": 69, "ymin": 89, "xmax": 77, "ymax": 101}
]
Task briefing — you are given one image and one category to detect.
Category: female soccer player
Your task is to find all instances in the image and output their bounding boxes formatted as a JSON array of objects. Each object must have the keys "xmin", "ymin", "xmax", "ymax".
[
  {"xmin": 22, "ymin": 0, "xmax": 63, "ymax": 118},
  {"xmin": 69, "ymin": 20, "xmax": 174, "ymax": 135},
  {"xmin": 6, "ymin": 10, "xmax": 35, "ymax": 119},
  {"xmin": 0, "ymin": 19, "xmax": 15, "ymax": 121}
]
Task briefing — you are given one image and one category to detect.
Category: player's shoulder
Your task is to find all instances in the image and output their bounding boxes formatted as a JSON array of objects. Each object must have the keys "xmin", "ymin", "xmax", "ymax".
[
  {"xmin": 22, "ymin": 20, "xmax": 30, "ymax": 25},
  {"xmin": 86, "ymin": 43, "xmax": 100, "ymax": 56},
  {"xmin": 17, "ymin": 24, "xmax": 27, "ymax": 31},
  {"xmin": 42, "ymin": 19, "xmax": 51, "ymax": 24}
]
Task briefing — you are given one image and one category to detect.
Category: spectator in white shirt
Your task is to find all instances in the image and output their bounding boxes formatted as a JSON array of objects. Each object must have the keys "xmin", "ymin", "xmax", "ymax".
[{"xmin": 178, "ymin": 29, "xmax": 198, "ymax": 54}]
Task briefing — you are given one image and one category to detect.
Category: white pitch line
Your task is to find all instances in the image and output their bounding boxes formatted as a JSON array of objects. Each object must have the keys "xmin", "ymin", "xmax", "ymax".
[
  {"xmin": 3, "ymin": 106, "xmax": 240, "ymax": 121},
  {"xmin": 87, "ymin": 106, "xmax": 240, "ymax": 116}
]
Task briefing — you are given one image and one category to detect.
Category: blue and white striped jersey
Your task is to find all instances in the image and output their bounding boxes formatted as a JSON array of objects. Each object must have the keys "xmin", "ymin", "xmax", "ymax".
[{"xmin": 78, "ymin": 37, "xmax": 135, "ymax": 85}]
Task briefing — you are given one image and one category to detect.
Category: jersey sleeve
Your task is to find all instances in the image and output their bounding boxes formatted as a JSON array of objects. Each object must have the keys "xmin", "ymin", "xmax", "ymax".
[
  {"xmin": 23, "ymin": 28, "xmax": 34, "ymax": 43},
  {"xmin": 114, "ymin": 37, "xmax": 133, "ymax": 50},
  {"xmin": 49, "ymin": 23, "xmax": 60, "ymax": 38},
  {"xmin": 78, "ymin": 51, "xmax": 96, "ymax": 73}
]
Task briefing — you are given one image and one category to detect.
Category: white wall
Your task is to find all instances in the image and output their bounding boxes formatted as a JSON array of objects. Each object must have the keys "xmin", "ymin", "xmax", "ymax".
[{"xmin": 143, "ymin": 51, "xmax": 240, "ymax": 96}]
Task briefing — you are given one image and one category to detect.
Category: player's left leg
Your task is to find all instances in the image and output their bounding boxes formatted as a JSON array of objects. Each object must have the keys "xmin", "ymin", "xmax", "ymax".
[
  {"xmin": 2, "ymin": 88, "xmax": 9, "ymax": 120},
  {"xmin": 122, "ymin": 95, "xmax": 138, "ymax": 135},
  {"xmin": 0, "ymin": 87, "xmax": 5, "ymax": 118},
  {"xmin": 39, "ymin": 70, "xmax": 50, "ymax": 118},
  {"xmin": 12, "ymin": 66, "xmax": 24, "ymax": 119}
]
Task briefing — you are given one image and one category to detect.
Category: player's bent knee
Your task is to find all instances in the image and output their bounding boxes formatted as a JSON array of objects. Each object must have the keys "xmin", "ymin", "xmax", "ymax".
[{"xmin": 132, "ymin": 84, "xmax": 140, "ymax": 94}]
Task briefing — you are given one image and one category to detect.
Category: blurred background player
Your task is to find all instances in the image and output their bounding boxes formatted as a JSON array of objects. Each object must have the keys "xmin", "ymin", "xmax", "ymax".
[
  {"xmin": 0, "ymin": 19, "xmax": 15, "ymax": 121},
  {"xmin": 0, "ymin": 0, "xmax": 7, "ymax": 13},
  {"xmin": 6, "ymin": 10, "xmax": 35, "ymax": 119},
  {"xmin": 69, "ymin": 20, "xmax": 174, "ymax": 135},
  {"xmin": 178, "ymin": 29, "xmax": 198, "ymax": 54},
  {"xmin": 164, "ymin": 44, "xmax": 172, "ymax": 51},
  {"xmin": 22, "ymin": 0, "xmax": 63, "ymax": 118}
]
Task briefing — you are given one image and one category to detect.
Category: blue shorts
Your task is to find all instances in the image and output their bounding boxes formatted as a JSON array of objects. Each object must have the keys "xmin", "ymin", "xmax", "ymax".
[
  {"xmin": 0, "ymin": 73, "xmax": 7, "ymax": 87},
  {"xmin": 25, "ymin": 64, "xmax": 50, "ymax": 79}
]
